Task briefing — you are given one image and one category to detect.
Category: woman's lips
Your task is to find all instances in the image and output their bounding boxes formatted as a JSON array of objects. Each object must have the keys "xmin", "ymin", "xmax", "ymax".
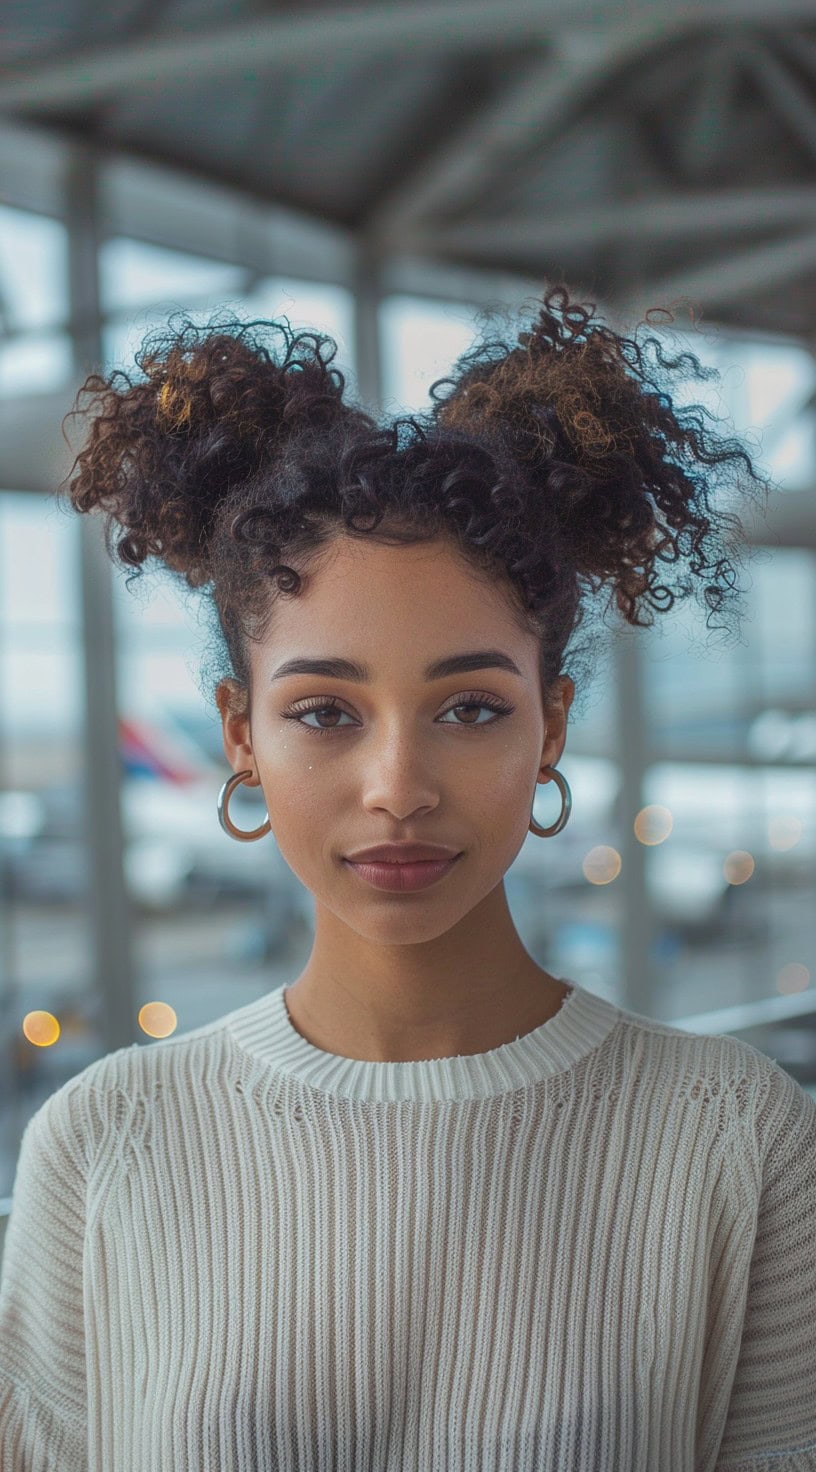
[{"xmin": 343, "ymin": 855, "xmax": 461, "ymax": 892}]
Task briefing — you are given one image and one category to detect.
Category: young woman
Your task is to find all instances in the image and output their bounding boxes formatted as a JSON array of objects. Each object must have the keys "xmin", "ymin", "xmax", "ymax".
[{"xmin": 1, "ymin": 286, "xmax": 814, "ymax": 1471}]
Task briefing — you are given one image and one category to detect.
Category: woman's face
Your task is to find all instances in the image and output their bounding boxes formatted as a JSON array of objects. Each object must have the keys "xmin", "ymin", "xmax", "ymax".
[{"xmin": 217, "ymin": 534, "xmax": 574, "ymax": 952}]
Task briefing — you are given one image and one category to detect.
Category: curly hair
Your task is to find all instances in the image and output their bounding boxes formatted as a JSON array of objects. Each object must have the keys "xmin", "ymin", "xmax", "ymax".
[{"xmin": 58, "ymin": 283, "xmax": 771, "ymax": 725}]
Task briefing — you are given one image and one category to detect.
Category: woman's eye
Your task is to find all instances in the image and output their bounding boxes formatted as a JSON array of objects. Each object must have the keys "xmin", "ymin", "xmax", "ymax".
[
  {"xmin": 439, "ymin": 702, "xmax": 510, "ymax": 727},
  {"xmin": 281, "ymin": 696, "xmax": 514, "ymax": 737},
  {"xmin": 292, "ymin": 705, "xmax": 355, "ymax": 732}
]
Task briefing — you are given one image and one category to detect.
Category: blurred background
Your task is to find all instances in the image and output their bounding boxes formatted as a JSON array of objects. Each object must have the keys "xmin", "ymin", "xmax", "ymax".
[{"xmin": 3, "ymin": 1, "xmax": 816, "ymax": 1250}]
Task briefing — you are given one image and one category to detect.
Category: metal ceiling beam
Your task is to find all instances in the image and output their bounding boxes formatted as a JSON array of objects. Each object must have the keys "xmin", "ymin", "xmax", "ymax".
[
  {"xmin": 379, "ymin": 254, "xmax": 545, "ymax": 309},
  {"xmin": 621, "ymin": 225, "xmax": 816, "ymax": 313},
  {"xmin": 402, "ymin": 186, "xmax": 816, "ymax": 256},
  {"xmin": 5, "ymin": 0, "xmax": 816, "ymax": 114},
  {"xmin": 363, "ymin": 17, "xmax": 816, "ymax": 240},
  {"xmin": 0, "ymin": 4, "xmax": 612, "ymax": 112},
  {"xmin": 773, "ymin": 27, "xmax": 816, "ymax": 88},
  {"xmin": 366, "ymin": 28, "xmax": 665, "ymax": 243},
  {"xmin": 99, "ymin": 153, "xmax": 357, "ymax": 282},
  {"xmin": 675, "ymin": 38, "xmax": 739, "ymax": 179},
  {"xmin": 0, "ymin": 382, "xmax": 84, "ymax": 493},
  {"xmin": 633, "ymin": 34, "xmax": 707, "ymax": 110},
  {"xmin": 736, "ymin": 33, "xmax": 816, "ymax": 164}
]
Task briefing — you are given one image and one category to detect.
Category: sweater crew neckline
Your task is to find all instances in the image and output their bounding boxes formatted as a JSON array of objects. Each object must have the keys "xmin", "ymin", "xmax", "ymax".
[{"xmin": 223, "ymin": 979, "xmax": 621, "ymax": 1101}]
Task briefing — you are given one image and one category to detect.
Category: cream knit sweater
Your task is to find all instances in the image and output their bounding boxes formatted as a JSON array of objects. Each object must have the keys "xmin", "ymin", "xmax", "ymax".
[{"xmin": 1, "ymin": 979, "xmax": 814, "ymax": 1471}]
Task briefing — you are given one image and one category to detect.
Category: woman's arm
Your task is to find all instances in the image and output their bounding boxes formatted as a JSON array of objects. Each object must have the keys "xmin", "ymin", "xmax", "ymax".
[
  {"xmin": 714, "ymin": 1062, "xmax": 816, "ymax": 1470},
  {"xmin": 0, "ymin": 1082, "xmax": 90, "ymax": 1471}
]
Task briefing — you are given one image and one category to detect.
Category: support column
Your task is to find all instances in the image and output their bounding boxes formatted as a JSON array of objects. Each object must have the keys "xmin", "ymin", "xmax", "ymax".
[
  {"xmin": 352, "ymin": 241, "xmax": 384, "ymax": 416},
  {"xmin": 66, "ymin": 147, "xmax": 136, "ymax": 1055},
  {"xmin": 615, "ymin": 623, "xmax": 657, "ymax": 1016}
]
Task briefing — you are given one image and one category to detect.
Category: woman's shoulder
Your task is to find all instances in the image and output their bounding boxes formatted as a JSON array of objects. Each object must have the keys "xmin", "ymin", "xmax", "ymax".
[
  {"xmin": 605, "ymin": 997, "xmax": 816, "ymax": 1181},
  {"xmin": 607, "ymin": 992, "xmax": 806, "ymax": 1101},
  {"xmin": 23, "ymin": 1013, "xmax": 236, "ymax": 1158}
]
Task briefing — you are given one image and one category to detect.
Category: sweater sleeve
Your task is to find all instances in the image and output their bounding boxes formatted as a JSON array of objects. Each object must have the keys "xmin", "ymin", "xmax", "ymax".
[
  {"xmin": 0, "ymin": 1081, "xmax": 90, "ymax": 1472},
  {"xmin": 714, "ymin": 1062, "xmax": 816, "ymax": 1471}
]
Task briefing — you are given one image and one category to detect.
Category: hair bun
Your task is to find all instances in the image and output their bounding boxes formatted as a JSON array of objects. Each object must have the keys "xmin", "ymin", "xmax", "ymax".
[
  {"xmin": 428, "ymin": 283, "xmax": 769, "ymax": 629},
  {"xmin": 61, "ymin": 313, "xmax": 362, "ymax": 587}
]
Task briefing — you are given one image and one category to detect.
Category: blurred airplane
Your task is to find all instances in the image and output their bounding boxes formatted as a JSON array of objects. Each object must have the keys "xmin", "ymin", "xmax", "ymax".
[{"xmin": 0, "ymin": 707, "xmax": 297, "ymax": 915}]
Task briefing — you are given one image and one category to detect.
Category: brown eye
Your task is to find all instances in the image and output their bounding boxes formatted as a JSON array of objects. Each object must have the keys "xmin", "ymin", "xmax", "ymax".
[
  {"xmin": 280, "ymin": 696, "xmax": 352, "ymax": 733},
  {"xmin": 437, "ymin": 700, "xmax": 512, "ymax": 727},
  {"xmin": 280, "ymin": 693, "xmax": 515, "ymax": 737}
]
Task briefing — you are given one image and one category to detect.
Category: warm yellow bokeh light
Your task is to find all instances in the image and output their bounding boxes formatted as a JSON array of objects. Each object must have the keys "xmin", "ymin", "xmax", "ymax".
[
  {"xmin": 138, "ymin": 1001, "xmax": 178, "ymax": 1039},
  {"xmin": 582, "ymin": 845, "xmax": 622, "ymax": 885},
  {"xmin": 634, "ymin": 804, "xmax": 673, "ymax": 845},
  {"xmin": 768, "ymin": 815, "xmax": 803, "ymax": 851},
  {"xmin": 777, "ymin": 962, "xmax": 811, "ymax": 997},
  {"xmin": 22, "ymin": 1011, "xmax": 60, "ymax": 1048},
  {"xmin": 723, "ymin": 850, "xmax": 755, "ymax": 885}
]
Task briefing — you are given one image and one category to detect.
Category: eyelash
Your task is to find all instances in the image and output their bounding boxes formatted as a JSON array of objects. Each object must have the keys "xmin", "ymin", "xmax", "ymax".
[{"xmin": 280, "ymin": 692, "xmax": 515, "ymax": 737}]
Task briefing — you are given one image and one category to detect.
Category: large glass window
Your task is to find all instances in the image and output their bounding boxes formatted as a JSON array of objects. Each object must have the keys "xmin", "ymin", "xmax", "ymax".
[
  {"xmin": 4, "ymin": 196, "xmax": 816, "ymax": 1236},
  {"xmin": 241, "ymin": 276, "xmax": 356, "ymax": 395},
  {"xmin": 0, "ymin": 226, "xmax": 358, "ymax": 1204},
  {"xmin": 641, "ymin": 544, "xmax": 816, "ymax": 1022},
  {"xmin": 110, "ymin": 562, "xmax": 312, "ymax": 1041},
  {"xmin": 100, "ymin": 238, "xmax": 249, "ymax": 371},
  {"xmin": 380, "ymin": 294, "xmax": 481, "ymax": 413},
  {"xmin": 0, "ymin": 492, "xmax": 90, "ymax": 1197},
  {"xmin": 0, "ymin": 205, "xmax": 71, "ymax": 395},
  {"xmin": 101, "ymin": 240, "xmax": 356, "ymax": 393}
]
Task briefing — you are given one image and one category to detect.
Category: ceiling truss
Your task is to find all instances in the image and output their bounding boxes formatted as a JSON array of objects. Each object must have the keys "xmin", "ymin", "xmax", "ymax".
[{"xmin": 4, "ymin": 4, "xmax": 816, "ymax": 328}]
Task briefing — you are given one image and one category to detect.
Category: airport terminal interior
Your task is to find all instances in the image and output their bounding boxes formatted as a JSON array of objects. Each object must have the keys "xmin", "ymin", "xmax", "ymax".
[{"xmin": 3, "ymin": 5, "xmax": 816, "ymax": 1240}]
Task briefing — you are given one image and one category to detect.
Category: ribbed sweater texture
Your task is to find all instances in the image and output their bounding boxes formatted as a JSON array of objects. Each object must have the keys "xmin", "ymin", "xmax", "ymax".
[{"xmin": 1, "ymin": 978, "xmax": 815, "ymax": 1471}]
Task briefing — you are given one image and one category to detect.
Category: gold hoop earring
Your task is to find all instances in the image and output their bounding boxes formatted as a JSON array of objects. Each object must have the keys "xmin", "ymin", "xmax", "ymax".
[
  {"xmin": 217, "ymin": 770, "xmax": 271, "ymax": 842},
  {"xmin": 529, "ymin": 765, "xmax": 572, "ymax": 837}
]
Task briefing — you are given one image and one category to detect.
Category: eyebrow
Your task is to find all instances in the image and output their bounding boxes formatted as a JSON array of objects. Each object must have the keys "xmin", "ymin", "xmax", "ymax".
[{"xmin": 270, "ymin": 649, "xmax": 524, "ymax": 683}]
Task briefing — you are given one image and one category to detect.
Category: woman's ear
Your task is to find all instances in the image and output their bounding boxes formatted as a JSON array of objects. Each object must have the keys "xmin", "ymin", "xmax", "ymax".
[
  {"xmin": 541, "ymin": 677, "xmax": 575, "ymax": 769},
  {"xmin": 216, "ymin": 680, "xmax": 255, "ymax": 778}
]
